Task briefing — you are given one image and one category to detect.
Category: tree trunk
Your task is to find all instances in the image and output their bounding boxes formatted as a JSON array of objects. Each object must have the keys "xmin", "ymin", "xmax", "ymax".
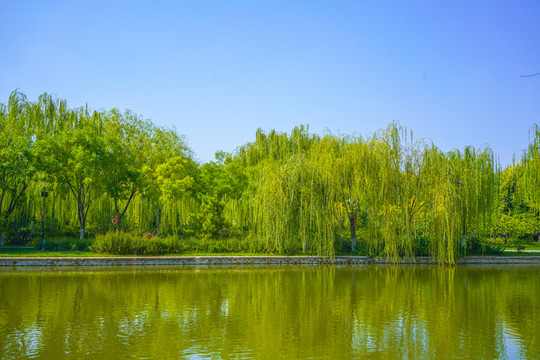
[
  {"xmin": 114, "ymin": 199, "xmax": 120, "ymax": 232},
  {"xmin": 349, "ymin": 215, "xmax": 356, "ymax": 252},
  {"xmin": 156, "ymin": 206, "xmax": 162, "ymax": 237},
  {"xmin": 77, "ymin": 195, "xmax": 90, "ymax": 240},
  {"xmin": 79, "ymin": 206, "xmax": 86, "ymax": 240},
  {"xmin": 1, "ymin": 231, "xmax": 5, "ymax": 247}
]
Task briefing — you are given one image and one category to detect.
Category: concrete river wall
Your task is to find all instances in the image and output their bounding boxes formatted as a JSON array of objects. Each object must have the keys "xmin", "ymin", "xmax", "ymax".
[{"xmin": 1, "ymin": 256, "xmax": 540, "ymax": 266}]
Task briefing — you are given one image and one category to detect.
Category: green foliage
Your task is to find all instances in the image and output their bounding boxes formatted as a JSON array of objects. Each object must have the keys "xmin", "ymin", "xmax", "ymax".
[
  {"xmin": 4, "ymin": 91, "xmax": 540, "ymax": 263},
  {"xmin": 31, "ymin": 237, "xmax": 94, "ymax": 251},
  {"xmin": 92, "ymin": 232, "xmax": 171, "ymax": 255},
  {"xmin": 466, "ymin": 235, "xmax": 504, "ymax": 255},
  {"xmin": 509, "ymin": 237, "xmax": 527, "ymax": 252},
  {"xmin": 0, "ymin": 91, "xmax": 36, "ymax": 234}
]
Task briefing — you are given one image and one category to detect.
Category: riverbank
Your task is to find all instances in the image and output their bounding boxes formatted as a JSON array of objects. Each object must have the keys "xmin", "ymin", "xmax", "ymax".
[{"xmin": 2, "ymin": 255, "xmax": 540, "ymax": 266}]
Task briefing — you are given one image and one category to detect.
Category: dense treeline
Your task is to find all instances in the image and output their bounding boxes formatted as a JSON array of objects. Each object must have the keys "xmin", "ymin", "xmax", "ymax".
[{"xmin": 1, "ymin": 91, "xmax": 539, "ymax": 262}]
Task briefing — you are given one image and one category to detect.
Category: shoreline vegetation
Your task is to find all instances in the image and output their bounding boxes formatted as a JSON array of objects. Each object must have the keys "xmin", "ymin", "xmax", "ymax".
[
  {"xmin": 2, "ymin": 250, "xmax": 540, "ymax": 258},
  {"xmin": 1, "ymin": 235, "xmax": 539, "ymax": 259},
  {"xmin": 2, "ymin": 91, "xmax": 540, "ymax": 264}
]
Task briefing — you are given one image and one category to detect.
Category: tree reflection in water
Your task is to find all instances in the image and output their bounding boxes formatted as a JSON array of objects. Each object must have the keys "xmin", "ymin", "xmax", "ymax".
[{"xmin": 0, "ymin": 265, "xmax": 538, "ymax": 359}]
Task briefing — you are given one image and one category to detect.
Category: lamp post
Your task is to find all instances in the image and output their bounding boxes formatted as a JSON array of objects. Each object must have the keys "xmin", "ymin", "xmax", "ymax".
[{"xmin": 40, "ymin": 189, "xmax": 48, "ymax": 251}]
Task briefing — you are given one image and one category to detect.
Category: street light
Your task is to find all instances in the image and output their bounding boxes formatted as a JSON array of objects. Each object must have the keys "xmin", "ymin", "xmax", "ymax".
[{"xmin": 40, "ymin": 189, "xmax": 48, "ymax": 251}]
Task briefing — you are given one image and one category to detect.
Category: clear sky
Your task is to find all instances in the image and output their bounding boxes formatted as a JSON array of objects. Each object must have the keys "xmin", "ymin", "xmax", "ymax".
[{"xmin": 1, "ymin": 0, "xmax": 539, "ymax": 166}]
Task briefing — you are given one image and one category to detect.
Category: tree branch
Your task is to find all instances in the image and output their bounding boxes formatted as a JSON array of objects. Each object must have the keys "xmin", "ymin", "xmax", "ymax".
[{"xmin": 521, "ymin": 72, "xmax": 540, "ymax": 78}]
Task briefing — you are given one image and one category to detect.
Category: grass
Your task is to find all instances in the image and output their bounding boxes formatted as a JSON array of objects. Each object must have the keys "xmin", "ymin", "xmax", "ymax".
[
  {"xmin": 502, "ymin": 251, "xmax": 540, "ymax": 256},
  {"xmin": 521, "ymin": 243, "xmax": 540, "ymax": 250},
  {"xmin": 0, "ymin": 247, "xmax": 101, "ymax": 257},
  {"xmin": 502, "ymin": 243, "xmax": 540, "ymax": 252},
  {"xmin": 0, "ymin": 247, "xmax": 300, "ymax": 257}
]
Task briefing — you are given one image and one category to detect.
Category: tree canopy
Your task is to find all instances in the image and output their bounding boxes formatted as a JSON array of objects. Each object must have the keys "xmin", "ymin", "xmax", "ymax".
[{"xmin": 1, "ymin": 91, "xmax": 539, "ymax": 263}]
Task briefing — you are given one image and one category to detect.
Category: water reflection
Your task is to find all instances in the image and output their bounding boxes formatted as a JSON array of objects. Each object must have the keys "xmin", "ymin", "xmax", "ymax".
[{"xmin": 0, "ymin": 265, "xmax": 539, "ymax": 359}]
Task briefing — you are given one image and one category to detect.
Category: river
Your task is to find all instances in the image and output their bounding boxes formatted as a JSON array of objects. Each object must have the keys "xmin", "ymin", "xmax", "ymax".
[{"xmin": 1, "ymin": 265, "xmax": 539, "ymax": 359}]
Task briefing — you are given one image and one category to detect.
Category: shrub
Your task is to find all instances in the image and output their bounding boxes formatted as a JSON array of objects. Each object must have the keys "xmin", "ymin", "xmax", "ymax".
[
  {"xmin": 12, "ymin": 228, "xmax": 38, "ymax": 245},
  {"xmin": 91, "ymin": 232, "xmax": 182, "ymax": 255},
  {"xmin": 509, "ymin": 236, "xmax": 527, "ymax": 252},
  {"xmin": 467, "ymin": 235, "xmax": 504, "ymax": 255},
  {"xmin": 31, "ymin": 237, "xmax": 94, "ymax": 251}
]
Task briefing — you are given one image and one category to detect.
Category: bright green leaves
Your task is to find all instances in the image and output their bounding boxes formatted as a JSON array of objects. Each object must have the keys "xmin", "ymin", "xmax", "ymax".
[
  {"xmin": 254, "ymin": 154, "xmax": 336, "ymax": 255},
  {"xmin": 519, "ymin": 125, "xmax": 540, "ymax": 213},
  {"xmin": 34, "ymin": 112, "xmax": 107, "ymax": 239},
  {"xmin": 0, "ymin": 92, "xmax": 37, "ymax": 238},
  {"xmin": 2, "ymin": 90, "xmax": 538, "ymax": 261},
  {"xmin": 156, "ymin": 156, "xmax": 196, "ymax": 203},
  {"xmin": 191, "ymin": 156, "xmax": 248, "ymax": 238},
  {"xmin": 236, "ymin": 123, "xmax": 499, "ymax": 263}
]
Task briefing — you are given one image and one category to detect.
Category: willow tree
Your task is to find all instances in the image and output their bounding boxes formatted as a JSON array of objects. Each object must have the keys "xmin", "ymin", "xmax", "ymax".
[
  {"xmin": 253, "ymin": 153, "xmax": 336, "ymax": 255},
  {"xmin": 99, "ymin": 109, "xmax": 154, "ymax": 231},
  {"xmin": 325, "ymin": 136, "xmax": 363, "ymax": 251},
  {"xmin": 344, "ymin": 123, "xmax": 428, "ymax": 261},
  {"xmin": 448, "ymin": 146, "xmax": 497, "ymax": 246},
  {"xmin": 235, "ymin": 125, "xmax": 317, "ymax": 168},
  {"xmin": 517, "ymin": 124, "xmax": 540, "ymax": 242},
  {"xmin": 306, "ymin": 134, "xmax": 373, "ymax": 252},
  {"xmin": 0, "ymin": 91, "xmax": 37, "ymax": 244},
  {"xmin": 414, "ymin": 145, "xmax": 497, "ymax": 263},
  {"xmin": 35, "ymin": 106, "xmax": 106, "ymax": 239},
  {"xmin": 237, "ymin": 126, "xmax": 332, "ymax": 255}
]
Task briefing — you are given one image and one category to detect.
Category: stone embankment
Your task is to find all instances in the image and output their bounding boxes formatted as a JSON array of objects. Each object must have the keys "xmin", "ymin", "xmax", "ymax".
[{"xmin": 1, "ymin": 256, "xmax": 540, "ymax": 266}]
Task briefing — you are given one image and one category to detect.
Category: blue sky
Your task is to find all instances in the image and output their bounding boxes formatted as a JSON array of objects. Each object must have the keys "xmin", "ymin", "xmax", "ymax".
[{"xmin": 1, "ymin": 0, "xmax": 539, "ymax": 166}]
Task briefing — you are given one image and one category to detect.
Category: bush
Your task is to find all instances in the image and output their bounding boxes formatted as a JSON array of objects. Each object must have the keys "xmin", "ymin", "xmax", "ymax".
[
  {"xmin": 31, "ymin": 237, "xmax": 94, "ymax": 251},
  {"xmin": 91, "ymin": 232, "xmax": 183, "ymax": 255},
  {"xmin": 336, "ymin": 237, "xmax": 369, "ymax": 255},
  {"xmin": 509, "ymin": 236, "xmax": 527, "ymax": 252},
  {"xmin": 11, "ymin": 228, "xmax": 38, "ymax": 245},
  {"xmin": 90, "ymin": 231, "xmax": 275, "ymax": 255},
  {"xmin": 466, "ymin": 235, "xmax": 504, "ymax": 255},
  {"xmin": 11, "ymin": 219, "xmax": 74, "ymax": 245}
]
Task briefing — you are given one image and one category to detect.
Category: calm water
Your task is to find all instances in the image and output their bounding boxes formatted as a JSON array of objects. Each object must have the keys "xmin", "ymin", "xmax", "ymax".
[{"xmin": 0, "ymin": 265, "xmax": 539, "ymax": 359}]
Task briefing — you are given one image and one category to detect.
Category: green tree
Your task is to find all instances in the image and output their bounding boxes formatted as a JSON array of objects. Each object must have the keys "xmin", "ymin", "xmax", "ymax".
[
  {"xmin": 143, "ymin": 127, "xmax": 193, "ymax": 237},
  {"xmin": 194, "ymin": 152, "xmax": 247, "ymax": 237},
  {"xmin": 0, "ymin": 92, "xmax": 36, "ymax": 244},
  {"xmin": 36, "ymin": 111, "xmax": 106, "ymax": 239},
  {"xmin": 153, "ymin": 155, "xmax": 196, "ymax": 236},
  {"xmin": 517, "ymin": 124, "xmax": 540, "ymax": 242},
  {"xmin": 100, "ymin": 110, "xmax": 152, "ymax": 231}
]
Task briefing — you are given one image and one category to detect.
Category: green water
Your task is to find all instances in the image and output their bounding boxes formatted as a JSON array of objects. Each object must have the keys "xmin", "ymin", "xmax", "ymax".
[{"xmin": 0, "ymin": 265, "xmax": 539, "ymax": 359}]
